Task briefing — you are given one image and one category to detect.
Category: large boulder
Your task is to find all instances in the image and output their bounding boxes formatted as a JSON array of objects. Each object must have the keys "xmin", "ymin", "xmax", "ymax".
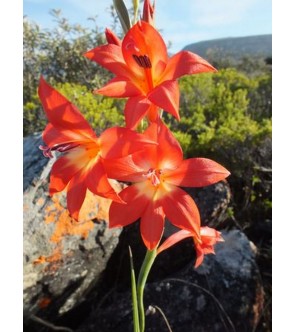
[
  {"xmin": 23, "ymin": 134, "xmax": 123, "ymax": 330},
  {"xmin": 185, "ymin": 180, "xmax": 231, "ymax": 228},
  {"xmin": 23, "ymin": 134, "xmax": 263, "ymax": 332},
  {"xmin": 77, "ymin": 230, "xmax": 264, "ymax": 332}
]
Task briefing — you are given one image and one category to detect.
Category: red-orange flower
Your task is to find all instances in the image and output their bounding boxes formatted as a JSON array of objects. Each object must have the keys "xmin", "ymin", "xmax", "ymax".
[
  {"xmin": 106, "ymin": 120, "xmax": 230, "ymax": 250},
  {"xmin": 38, "ymin": 77, "xmax": 155, "ymax": 220},
  {"xmin": 157, "ymin": 226, "xmax": 224, "ymax": 268},
  {"xmin": 84, "ymin": 21, "xmax": 216, "ymax": 129}
]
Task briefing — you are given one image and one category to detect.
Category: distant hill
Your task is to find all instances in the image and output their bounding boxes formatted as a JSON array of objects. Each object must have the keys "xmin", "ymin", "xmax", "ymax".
[{"xmin": 183, "ymin": 35, "xmax": 272, "ymax": 60}]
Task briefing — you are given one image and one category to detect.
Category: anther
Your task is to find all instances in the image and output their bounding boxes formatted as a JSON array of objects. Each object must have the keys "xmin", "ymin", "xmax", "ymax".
[{"xmin": 132, "ymin": 54, "xmax": 152, "ymax": 69}]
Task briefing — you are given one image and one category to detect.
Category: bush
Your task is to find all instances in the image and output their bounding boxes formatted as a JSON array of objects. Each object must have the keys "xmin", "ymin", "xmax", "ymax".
[
  {"xmin": 23, "ymin": 10, "xmax": 113, "ymax": 135},
  {"xmin": 163, "ymin": 68, "xmax": 272, "ymax": 224},
  {"xmin": 23, "ymin": 13, "xmax": 272, "ymax": 226},
  {"xmin": 56, "ymin": 83, "xmax": 125, "ymax": 132}
]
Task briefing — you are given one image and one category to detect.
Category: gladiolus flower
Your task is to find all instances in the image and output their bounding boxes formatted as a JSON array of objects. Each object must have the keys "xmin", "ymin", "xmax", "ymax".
[
  {"xmin": 38, "ymin": 77, "xmax": 156, "ymax": 220},
  {"xmin": 157, "ymin": 226, "xmax": 224, "ymax": 268},
  {"xmin": 84, "ymin": 21, "xmax": 216, "ymax": 129},
  {"xmin": 106, "ymin": 120, "xmax": 230, "ymax": 250}
]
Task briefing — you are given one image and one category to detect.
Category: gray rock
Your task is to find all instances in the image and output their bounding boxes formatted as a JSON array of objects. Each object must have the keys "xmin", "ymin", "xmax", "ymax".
[
  {"xmin": 23, "ymin": 134, "xmax": 123, "ymax": 330},
  {"xmin": 23, "ymin": 134, "xmax": 263, "ymax": 332},
  {"xmin": 77, "ymin": 230, "xmax": 264, "ymax": 332},
  {"xmin": 185, "ymin": 180, "xmax": 231, "ymax": 227},
  {"xmin": 23, "ymin": 133, "xmax": 48, "ymax": 191}
]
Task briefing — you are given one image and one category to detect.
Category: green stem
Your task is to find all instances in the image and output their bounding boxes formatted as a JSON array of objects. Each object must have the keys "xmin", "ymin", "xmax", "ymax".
[
  {"xmin": 129, "ymin": 247, "xmax": 140, "ymax": 332},
  {"xmin": 137, "ymin": 248, "xmax": 157, "ymax": 332}
]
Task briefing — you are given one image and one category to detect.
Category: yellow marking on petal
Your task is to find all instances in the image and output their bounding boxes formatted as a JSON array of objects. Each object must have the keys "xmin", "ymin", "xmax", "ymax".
[
  {"xmin": 136, "ymin": 170, "xmax": 176, "ymax": 202},
  {"xmin": 63, "ymin": 140, "xmax": 101, "ymax": 172}
]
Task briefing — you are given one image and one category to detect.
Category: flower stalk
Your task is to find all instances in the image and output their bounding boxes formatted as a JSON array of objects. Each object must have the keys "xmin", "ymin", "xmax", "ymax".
[{"xmin": 136, "ymin": 248, "xmax": 157, "ymax": 332}]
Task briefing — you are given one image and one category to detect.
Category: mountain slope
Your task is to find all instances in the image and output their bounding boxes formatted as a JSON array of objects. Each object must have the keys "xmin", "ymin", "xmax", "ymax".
[{"xmin": 183, "ymin": 35, "xmax": 272, "ymax": 60}]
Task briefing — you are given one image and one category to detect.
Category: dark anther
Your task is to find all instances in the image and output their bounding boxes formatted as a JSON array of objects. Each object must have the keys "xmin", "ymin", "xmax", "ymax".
[{"xmin": 132, "ymin": 54, "xmax": 152, "ymax": 69}]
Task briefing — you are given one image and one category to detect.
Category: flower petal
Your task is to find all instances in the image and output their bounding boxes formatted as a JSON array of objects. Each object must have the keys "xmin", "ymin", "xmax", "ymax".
[
  {"xmin": 201, "ymin": 245, "xmax": 216, "ymax": 255},
  {"xmin": 200, "ymin": 226, "xmax": 224, "ymax": 247},
  {"xmin": 140, "ymin": 202, "xmax": 165, "ymax": 250},
  {"xmin": 116, "ymin": 122, "xmax": 162, "ymax": 171},
  {"xmin": 86, "ymin": 160, "xmax": 124, "ymax": 203},
  {"xmin": 148, "ymin": 80, "xmax": 180, "ymax": 120},
  {"xmin": 84, "ymin": 44, "xmax": 132, "ymax": 79},
  {"xmin": 109, "ymin": 184, "xmax": 149, "ymax": 228},
  {"xmin": 165, "ymin": 158, "xmax": 230, "ymax": 187},
  {"xmin": 95, "ymin": 77, "xmax": 141, "ymax": 98},
  {"xmin": 124, "ymin": 96, "xmax": 151, "ymax": 129},
  {"xmin": 162, "ymin": 51, "xmax": 217, "ymax": 81},
  {"xmin": 42, "ymin": 123, "xmax": 88, "ymax": 147},
  {"xmin": 103, "ymin": 152, "xmax": 147, "ymax": 183},
  {"xmin": 122, "ymin": 21, "xmax": 168, "ymax": 79},
  {"xmin": 161, "ymin": 186, "xmax": 201, "ymax": 239},
  {"xmin": 99, "ymin": 126, "xmax": 156, "ymax": 159},
  {"xmin": 195, "ymin": 244, "xmax": 204, "ymax": 268},
  {"xmin": 157, "ymin": 229, "xmax": 193, "ymax": 255},
  {"xmin": 156, "ymin": 120, "xmax": 183, "ymax": 169},
  {"xmin": 38, "ymin": 77, "xmax": 96, "ymax": 138},
  {"xmin": 142, "ymin": 120, "xmax": 183, "ymax": 170},
  {"xmin": 146, "ymin": 103, "xmax": 160, "ymax": 123},
  {"xmin": 49, "ymin": 155, "xmax": 82, "ymax": 195},
  {"xmin": 194, "ymin": 227, "xmax": 224, "ymax": 268},
  {"xmin": 66, "ymin": 172, "xmax": 87, "ymax": 220}
]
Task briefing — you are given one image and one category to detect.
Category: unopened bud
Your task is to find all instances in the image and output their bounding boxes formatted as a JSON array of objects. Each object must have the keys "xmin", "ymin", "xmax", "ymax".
[{"xmin": 105, "ymin": 28, "xmax": 121, "ymax": 46}]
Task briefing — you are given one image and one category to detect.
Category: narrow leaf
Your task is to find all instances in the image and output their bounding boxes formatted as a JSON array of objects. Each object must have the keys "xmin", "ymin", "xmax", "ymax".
[
  {"xmin": 129, "ymin": 246, "xmax": 140, "ymax": 332},
  {"xmin": 113, "ymin": 0, "xmax": 131, "ymax": 34}
]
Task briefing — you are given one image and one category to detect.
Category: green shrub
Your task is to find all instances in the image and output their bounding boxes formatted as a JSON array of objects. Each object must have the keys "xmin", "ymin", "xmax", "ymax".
[
  {"xmin": 23, "ymin": 11, "xmax": 113, "ymax": 135},
  {"xmin": 163, "ymin": 68, "xmax": 272, "ymax": 223},
  {"xmin": 23, "ymin": 13, "xmax": 272, "ymax": 226},
  {"xmin": 56, "ymin": 83, "xmax": 125, "ymax": 132}
]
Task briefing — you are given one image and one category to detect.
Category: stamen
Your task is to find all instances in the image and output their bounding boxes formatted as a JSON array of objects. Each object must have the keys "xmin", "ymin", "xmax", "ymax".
[
  {"xmin": 145, "ymin": 168, "xmax": 162, "ymax": 186},
  {"xmin": 132, "ymin": 54, "xmax": 152, "ymax": 69},
  {"xmin": 39, "ymin": 142, "xmax": 80, "ymax": 158}
]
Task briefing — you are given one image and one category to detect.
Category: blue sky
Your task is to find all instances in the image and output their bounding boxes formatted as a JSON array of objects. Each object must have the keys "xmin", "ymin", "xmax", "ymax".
[{"xmin": 24, "ymin": 0, "xmax": 272, "ymax": 53}]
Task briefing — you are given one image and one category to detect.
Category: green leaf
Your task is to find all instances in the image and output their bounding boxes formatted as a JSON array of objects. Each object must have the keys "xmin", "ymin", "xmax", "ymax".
[
  {"xmin": 128, "ymin": 246, "xmax": 140, "ymax": 332},
  {"xmin": 113, "ymin": 0, "xmax": 131, "ymax": 34}
]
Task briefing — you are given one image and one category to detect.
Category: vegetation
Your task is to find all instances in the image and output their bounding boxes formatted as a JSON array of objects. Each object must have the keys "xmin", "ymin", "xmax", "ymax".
[
  {"xmin": 165, "ymin": 69, "xmax": 272, "ymax": 224},
  {"xmin": 23, "ymin": 12, "xmax": 272, "ymax": 223},
  {"xmin": 56, "ymin": 82, "xmax": 125, "ymax": 132},
  {"xmin": 23, "ymin": 10, "xmax": 113, "ymax": 135}
]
